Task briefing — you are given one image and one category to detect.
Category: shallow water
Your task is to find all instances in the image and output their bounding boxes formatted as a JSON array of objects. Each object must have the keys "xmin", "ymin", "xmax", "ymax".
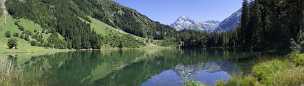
[{"xmin": 0, "ymin": 49, "xmax": 257, "ymax": 86}]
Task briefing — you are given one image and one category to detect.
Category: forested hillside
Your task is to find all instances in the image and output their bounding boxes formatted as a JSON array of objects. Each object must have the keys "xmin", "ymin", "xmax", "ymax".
[
  {"xmin": 5, "ymin": 0, "xmax": 175, "ymax": 49},
  {"xmin": 238, "ymin": 0, "xmax": 304, "ymax": 51}
]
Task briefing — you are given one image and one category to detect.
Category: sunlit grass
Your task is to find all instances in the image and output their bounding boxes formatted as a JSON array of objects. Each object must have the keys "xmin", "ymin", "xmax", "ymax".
[
  {"xmin": 217, "ymin": 52, "xmax": 304, "ymax": 86},
  {"xmin": 216, "ymin": 76, "xmax": 260, "ymax": 86}
]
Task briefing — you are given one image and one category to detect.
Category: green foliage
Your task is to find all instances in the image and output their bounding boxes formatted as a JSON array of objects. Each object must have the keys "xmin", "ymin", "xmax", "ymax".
[
  {"xmin": 272, "ymin": 67, "xmax": 304, "ymax": 86},
  {"xmin": 216, "ymin": 76, "xmax": 260, "ymax": 86},
  {"xmin": 90, "ymin": 17, "xmax": 145, "ymax": 48},
  {"xmin": 177, "ymin": 30, "xmax": 208, "ymax": 48},
  {"xmin": 13, "ymin": 32, "xmax": 19, "ymax": 37},
  {"xmin": 185, "ymin": 80, "xmax": 205, "ymax": 86},
  {"xmin": 252, "ymin": 59, "xmax": 289, "ymax": 85},
  {"xmin": 236, "ymin": 0, "xmax": 303, "ymax": 51},
  {"xmin": 46, "ymin": 33, "xmax": 67, "ymax": 49},
  {"xmin": 7, "ymin": 38, "xmax": 17, "ymax": 49},
  {"xmin": 154, "ymin": 38, "xmax": 178, "ymax": 47},
  {"xmin": 290, "ymin": 52, "xmax": 304, "ymax": 66},
  {"xmin": 218, "ymin": 53, "xmax": 304, "ymax": 86},
  {"xmin": 6, "ymin": 0, "xmax": 102, "ymax": 49},
  {"xmin": 30, "ymin": 40, "xmax": 38, "ymax": 46},
  {"xmin": 5, "ymin": 31, "xmax": 11, "ymax": 38},
  {"xmin": 176, "ymin": 30, "xmax": 239, "ymax": 49}
]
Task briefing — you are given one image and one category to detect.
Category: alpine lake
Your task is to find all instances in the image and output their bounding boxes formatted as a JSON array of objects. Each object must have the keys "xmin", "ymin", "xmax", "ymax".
[{"xmin": 0, "ymin": 49, "xmax": 282, "ymax": 86}]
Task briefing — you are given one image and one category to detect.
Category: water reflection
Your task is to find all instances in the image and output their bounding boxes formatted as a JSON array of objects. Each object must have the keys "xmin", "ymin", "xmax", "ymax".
[
  {"xmin": 0, "ymin": 49, "xmax": 253, "ymax": 86},
  {"xmin": 141, "ymin": 61, "xmax": 240, "ymax": 86}
]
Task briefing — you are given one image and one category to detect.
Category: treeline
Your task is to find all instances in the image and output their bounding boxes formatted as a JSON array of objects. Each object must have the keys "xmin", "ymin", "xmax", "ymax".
[{"xmin": 176, "ymin": 30, "xmax": 238, "ymax": 49}]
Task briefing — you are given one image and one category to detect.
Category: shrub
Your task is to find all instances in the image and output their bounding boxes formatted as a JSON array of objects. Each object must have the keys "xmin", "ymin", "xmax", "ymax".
[
  {"xmin": 13, "ymin": 33, "xmax": 19, "ymax": 37},
  {"xmin": 216, "ymin": 76, "xmax": 260, "ymax": 86},
  {"xmin": 185, "ymin": 80, "xmax": 205, "ymax": 86},
  {"xmin": 252, "ymin": 59, "xmax": 289, "ymax": 85},
  {"xmin": 47, "ymin": 33, "xmax": 67, "ymax": 49},
  {"xmin": 30, "ymin": 41, "xmax": 37, "ymax": 46},
  {"xmin": 5, "ymin": 31, "xmax": 11, "ymax": 38},
  {"xmin": 7, "ymin": 38, "xmax": 17, "ymax": 49},
  {"xmin": 290, "ymin": 52, "xmax": 304, "ymax": 66},
  {"xmin": 18, "ymin": 25, "xmax": 24, "ymax": 31}
]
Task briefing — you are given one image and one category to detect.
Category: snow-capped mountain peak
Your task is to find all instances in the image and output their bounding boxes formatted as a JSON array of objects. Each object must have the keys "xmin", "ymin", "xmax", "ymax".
[
  {"xmin": 171, "ymin": 16, "xmax": 200, "ymax": 31},
  {"xmin": 171, "ymin": 16, "xmax": 220, "ymax": 32}
]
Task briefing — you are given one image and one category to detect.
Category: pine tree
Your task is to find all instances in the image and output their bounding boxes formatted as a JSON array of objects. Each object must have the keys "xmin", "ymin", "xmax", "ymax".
[
  {"xmin": 7, "ymin": 38, "xmax": 17, "ymax": 49},
  {"xmin": 239, "ymin": 0, "xmax": 250, "ymax": 49}
]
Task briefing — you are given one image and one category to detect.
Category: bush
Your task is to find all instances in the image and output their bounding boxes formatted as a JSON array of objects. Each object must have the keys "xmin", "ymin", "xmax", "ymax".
[
  {"xmin": 290, "ymin": 52, "xmax": 304, "ymax": 66},
  {"xmin": 185, "ymin": 80, "xmax": 205, "ymax": 86},
  {"xmin": 252, "ymin": 59, "xmax": 290, "ymax": 85},
  {"xmin": 5, "ymin": 31, "xmax": 11, "ymax": 38},
  {"xmin": 7, "ymin": 38, "xmax": 17, "ymax": 49},
  {"xmin": 216, "ymin": 76, "xmax": 260, "ymax": 86},
  {"xmin": 13, "ymin": 33, "xmax": 19, "ymax": 37},
  {"xmin": 17, "ymin": 25, "xmax": 24, "ymax": 31},
  {"xmin": 30, "ymin": 41, "xmax": 37, "ymax": 46},
  {"xmin": 47, "ymin": 33, "xmax": 67, "ymax": 49}
]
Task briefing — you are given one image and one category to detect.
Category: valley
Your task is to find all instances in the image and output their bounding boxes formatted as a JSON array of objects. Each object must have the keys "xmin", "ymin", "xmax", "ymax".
[{"xmin": 0, "ymin": 0, "xmax": 304, "ymax": 86}]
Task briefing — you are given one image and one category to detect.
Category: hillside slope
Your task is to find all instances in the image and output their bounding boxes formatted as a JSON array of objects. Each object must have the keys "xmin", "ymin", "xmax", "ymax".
[
  {"xmin": 89, "ymin": 17, "xmax": 146, "ymax": 48},
  {"xmin": 5, "ymin": 0, "xmax": 176, "ymax": 49},
  {"xmin": 0, "ymin": 15, "xmax": 70, "ymax": 53},
  {"xmin": 215, "ymin": 9, "xmax": 241, "ymax": 32}
]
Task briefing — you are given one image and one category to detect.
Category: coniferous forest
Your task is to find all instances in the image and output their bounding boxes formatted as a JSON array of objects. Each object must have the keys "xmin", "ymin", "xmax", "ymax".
[{"xmin": 1, "ymin": 0, "xmax": 304, "ymax": 86}]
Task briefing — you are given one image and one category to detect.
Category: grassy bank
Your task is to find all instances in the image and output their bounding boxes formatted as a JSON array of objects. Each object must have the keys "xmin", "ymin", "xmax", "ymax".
[
  {"xmin": 0, "ymin": 15, "xmax": 72, "ymax": 54},
  {"xmin": 215, "ymin": 51, "xmax": 304, "ymax": 86}
]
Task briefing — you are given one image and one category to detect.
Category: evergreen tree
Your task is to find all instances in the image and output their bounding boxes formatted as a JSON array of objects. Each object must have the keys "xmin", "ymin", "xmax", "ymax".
[
  {"xmin": 239, "ymin": 0, "xmax": 250, "ymax": 49},
  {"xmin": 5, "ymin": 31, "xmax": 11, "ymax": 38},
  {"xmin": 7, "ymin": 38, "xmax": 17, "ymax": 49}
]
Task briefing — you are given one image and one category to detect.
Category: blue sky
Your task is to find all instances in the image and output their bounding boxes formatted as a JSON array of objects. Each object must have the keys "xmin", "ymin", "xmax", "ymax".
[{"xmin": 116, "ymin": 0, "xmax": 242, "ymax": 24}]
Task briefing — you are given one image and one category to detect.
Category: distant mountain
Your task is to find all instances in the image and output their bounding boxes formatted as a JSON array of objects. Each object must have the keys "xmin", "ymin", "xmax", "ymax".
[
  {"xmin": 170, "ymin": 16, "xmax": 220, "ymax": 32},
  {"xmin": 201, "ymin": 20, "xmax": 221, "ymax": 32},
  {"xmin": 215, "ymin": 9, "xmax": 242, "ymax": 32},
  {"xmin": 170, "ymin": 16, "xmax": 202, "ymax": 31}
]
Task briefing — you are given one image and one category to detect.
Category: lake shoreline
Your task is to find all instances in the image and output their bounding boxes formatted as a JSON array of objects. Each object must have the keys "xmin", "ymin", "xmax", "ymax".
[{"xmin": 0, "ymin": 45, "xmax": 176, "ymax": 55}]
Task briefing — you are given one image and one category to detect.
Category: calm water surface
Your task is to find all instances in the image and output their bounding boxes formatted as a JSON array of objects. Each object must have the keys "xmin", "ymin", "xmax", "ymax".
[{"xmin": 0, "ymin": 49, "xmax": 258, "ymax": 86}]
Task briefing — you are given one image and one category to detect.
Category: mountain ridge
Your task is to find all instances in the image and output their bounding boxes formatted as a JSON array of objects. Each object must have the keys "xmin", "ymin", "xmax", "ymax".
[
  {"xmin": 215, "ymin": 9, "xmax": 241, "ymax": 32},
  {"xmin": 170, "ymin": 16, "xmax": 220, "ymax": 32}
]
